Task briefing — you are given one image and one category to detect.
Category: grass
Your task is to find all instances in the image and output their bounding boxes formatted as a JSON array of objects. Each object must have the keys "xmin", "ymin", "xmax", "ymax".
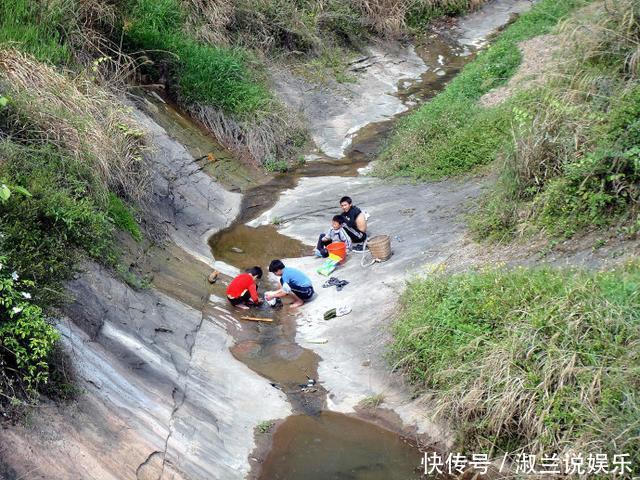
[
  {"xmin": 0, "ymin": 0, "xmax": 73, "ymax": 64},
  {"xmin": 376, "ymin": 0, "xmax": 587, "ymax": 179},
  {"xmin": 0, "ymin": 48, "xmax": 149, "ymax": 202},
  {"xmin": 471, "ymin": 0, "xmax": 640, "ymax": 240},
  {"xmin": 108, "ymin": 193, "xmax": 142, "ymax": 242},
  {"xmin": 391, "ymin": 263, "xmax": 640, "ymax": 463},
  {"xmin": 293, "ymin": 46, "xmax": 357, "ymax": 85},
  {"xmin": 360, "ymin": 393, "xmax": 385, "ymax": 408},
  {"xmin": 124, "ymin": 0, "xmax": 273, "ymax": 116}
]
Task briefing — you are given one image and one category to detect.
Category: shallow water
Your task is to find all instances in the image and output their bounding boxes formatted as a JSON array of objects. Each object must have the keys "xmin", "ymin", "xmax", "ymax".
[
  {"xmin": 209, "ymin": 224, "xmax": 310, "ymax": 272},
  {"xmin": 190, "ymin": 3, "xmax": 529, "ymax": 477},
  {"xmin": 259, "ymin": 412, "xmax": 427, "ymax": 480}
]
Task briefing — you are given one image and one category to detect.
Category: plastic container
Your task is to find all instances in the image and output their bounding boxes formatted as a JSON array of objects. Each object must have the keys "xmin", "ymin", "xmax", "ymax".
[{"xmin": 326, "ymin": 241, "xmax": 347, "ymax": 264}]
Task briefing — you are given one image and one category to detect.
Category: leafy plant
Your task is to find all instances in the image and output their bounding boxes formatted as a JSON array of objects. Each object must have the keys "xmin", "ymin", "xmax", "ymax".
[
  {"xmin": 360, "ymin": 393, "xmax": 385, "ymax": 408},
  {"xmin": 0, "ymin": 141, "xmax": 116, "ymax": 306},
  {"xmin": 257, "ymin": 420, "xmax": 275, "ymax": 433},
  {"xmin": 0, "ymin": 256, "xmax": 59, "ymax": 408},
  {"xmin": 264, "ymin": 157, "xmax": 289, "ymax": 173}
]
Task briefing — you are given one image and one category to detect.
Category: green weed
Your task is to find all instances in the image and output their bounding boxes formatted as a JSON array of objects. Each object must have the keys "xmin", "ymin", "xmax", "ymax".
[
  {"xmin": 0, "ymin": 141, "xmax": 115, "ymax": 305},
  {"xmin": 376, "ymin": 0, "xmax": 586, "ymax": 179},
  {"xmin": 391, "ymin": 263, "xmax": 640, "ymax": 462},
  {"xmin": 108, "ymin": 193, "xmax": 142, "ymax": 242},
  {"xmin": 264, "ymin": 157, "xmax": 289, "ymax": 173},
  {"xmin": 257, "ymin": 420, "xmax": 275, "ymax": 433},
  {"xmin": 360, "ymin": 393, "xmax": 385, "ymax": 408}
]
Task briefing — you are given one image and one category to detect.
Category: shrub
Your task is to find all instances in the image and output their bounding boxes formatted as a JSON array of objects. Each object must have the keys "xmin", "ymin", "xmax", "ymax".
[
  {"xmin": 0, "ymin": 256, "xmax": 59, "ymax": 410},
  {"xmin": 391, "ymin": 263, "xmax": 640, "ymax": 463},
  {"xmin": 0, "ymin": 141, "xmax": 116, "ymax": 305},
  {"xmin": 473, "ymin": 0, "xmax": 640, "ymax": 239}
]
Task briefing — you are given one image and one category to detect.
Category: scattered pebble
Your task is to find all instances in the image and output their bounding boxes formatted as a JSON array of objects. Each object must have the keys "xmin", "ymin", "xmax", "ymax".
[{"xmin": 207, "ymin": 270, "xmax": 219, "ymax": 284}]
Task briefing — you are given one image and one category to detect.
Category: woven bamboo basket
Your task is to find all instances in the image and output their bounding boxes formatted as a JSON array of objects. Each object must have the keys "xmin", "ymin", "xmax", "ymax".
[{"xmin": 367, "ymin": 234, "xmax": 392, "ymax": 261}]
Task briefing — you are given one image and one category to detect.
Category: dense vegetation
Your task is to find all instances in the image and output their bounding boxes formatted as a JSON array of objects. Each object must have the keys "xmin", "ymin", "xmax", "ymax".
[
  {"xmin": 472, "ymin": 0, "xmax": 640, "ymax": 239},
  {"xmin": 387, "ymin": 0, "xmax": 640, "ymax": 470},
  {"xmin": 379, "ymin": 0, "xmax": 639, "ymax": 240},
  {"xmin": 392, "ymin": 264, "xmax": 640, "ymax": 465},
  {"xmin": 377, "ymin": 0, "xmax": 586, "ymax": 179},
  {"xmin": 0, "ymin": 49, "xmax": 145, "ymax": 411}
]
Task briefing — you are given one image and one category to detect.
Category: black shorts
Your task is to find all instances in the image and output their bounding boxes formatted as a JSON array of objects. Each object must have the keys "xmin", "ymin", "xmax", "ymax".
[
  {"xmin": 291, "ymin": 285, "xmax": 314, "ymax": 301},
  {"xmin": 228, "ymin": 290, "xmax": 254, "ymax": 306},
  {"xmin": 280, "ymin": 279, "xmax": 315, "ymax": 301}
]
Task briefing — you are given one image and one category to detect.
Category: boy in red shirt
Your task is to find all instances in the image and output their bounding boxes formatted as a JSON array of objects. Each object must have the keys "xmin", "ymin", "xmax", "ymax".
[{"xmin": 226, "ymin": 266, "xmax": 263, "ymax": 310}]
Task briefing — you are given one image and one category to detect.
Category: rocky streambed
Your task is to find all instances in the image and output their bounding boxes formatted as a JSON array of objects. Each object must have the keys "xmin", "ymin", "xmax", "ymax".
[{"xmin": 0, "ymin": 2, "xmax": 540, "ymax": 479}]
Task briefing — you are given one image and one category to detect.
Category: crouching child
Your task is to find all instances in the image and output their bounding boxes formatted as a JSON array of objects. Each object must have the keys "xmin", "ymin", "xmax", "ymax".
[
  {"xmin": 226, "ymin": 266, "xmax": 263, "ymax": 310},
  {"xmin": 266, "ymin": 260, "xmax": 314, "ymax": 308}
]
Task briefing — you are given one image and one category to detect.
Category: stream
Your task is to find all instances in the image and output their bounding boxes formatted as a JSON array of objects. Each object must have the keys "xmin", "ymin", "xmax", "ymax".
[
  {"xmin": 147, "ymin": 38, "xmax": 467, "ymax": 479},
  {"xmin": 135, "ymin": 2, "xmax": 531, "ymax": 478}
]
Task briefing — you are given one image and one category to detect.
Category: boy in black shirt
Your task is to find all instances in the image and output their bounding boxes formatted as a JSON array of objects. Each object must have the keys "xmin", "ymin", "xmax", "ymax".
[{"xmin": 339, "ymin": 196, "xmax": 367, "ymax": 245}]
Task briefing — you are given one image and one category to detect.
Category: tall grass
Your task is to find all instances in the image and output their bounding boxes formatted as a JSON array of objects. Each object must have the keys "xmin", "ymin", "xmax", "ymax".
[
  {"xmin": 183, "ymin": 0, "xmax": 487, "ymax": 47},
  {"xmin": 391, "ymin": 264, "xmax": 640, "ymax": 463},
  {"xmin": 0, "ymin": 0, "xmax": 73, "ymax": 64},
  {"xmin": 472, "ymin": 0, "xmax": 640, "ymax": 239},
  {"xmin": 0, "ymin": 48, "xmax": 149, "ymax": 201},
  {"xmin": 376, "ymin": 0, "xmax": 586, "ymax": 179},
  {"xmin": 125, "ymin": 0, "xmax": 273, "ymax": 116},
  {"xmin": 0, "ymin": 0, "xmax": 125, "ymax": 77}
]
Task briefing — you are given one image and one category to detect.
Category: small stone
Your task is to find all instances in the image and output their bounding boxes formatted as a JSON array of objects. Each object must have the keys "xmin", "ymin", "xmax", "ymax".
[
  {"xmin": 361, "ymin": 359, "xmax": 371, "ymax": 367},
  {"xmin": 230, "ymin": 247, "xmax": 244, "ymax": 253},
  {"xmin": 208, "ymin": 270, "xmax": 219, "ymax": 284}
]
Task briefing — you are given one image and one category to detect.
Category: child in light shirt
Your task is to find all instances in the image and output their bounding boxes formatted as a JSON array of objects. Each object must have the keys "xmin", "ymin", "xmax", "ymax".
[{"xmin": 314, "ymin": 215, "xmax": 352, "ymax": 258}]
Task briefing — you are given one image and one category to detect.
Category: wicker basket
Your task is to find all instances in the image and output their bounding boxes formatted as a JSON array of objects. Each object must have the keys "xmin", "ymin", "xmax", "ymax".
[{"xmin": 367, "ymin": 234, "xmax": 392, "ymax": 261}]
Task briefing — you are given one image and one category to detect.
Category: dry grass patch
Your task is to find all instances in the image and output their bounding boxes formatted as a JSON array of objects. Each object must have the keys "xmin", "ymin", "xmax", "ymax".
[{"xmin": 0, "ymin": 48, "xmax": 149, "ymax": 202}]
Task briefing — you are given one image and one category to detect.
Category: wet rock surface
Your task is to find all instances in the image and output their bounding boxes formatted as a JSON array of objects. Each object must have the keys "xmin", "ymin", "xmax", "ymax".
[
  {"xmin": 133, "ymin": 109, "xmax": 242, "ymax": 264},
  {"xmin": 0, "ymin": 113, "xmax": 289, "ymax": 480},
  {"xmin": 272, "ymin": 43, "xmax": 427, "ymax": 159}
]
